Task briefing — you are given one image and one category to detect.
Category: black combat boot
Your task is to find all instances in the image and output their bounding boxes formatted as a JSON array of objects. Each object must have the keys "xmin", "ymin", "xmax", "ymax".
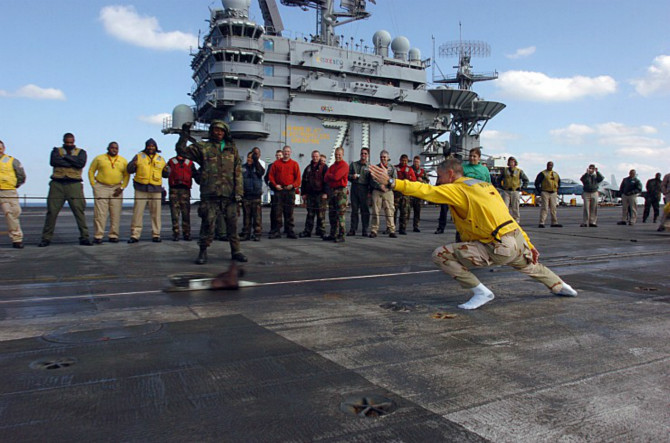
[{"xmin": 195, "ymin": 247, "xmax": 208, "ymax": 265}]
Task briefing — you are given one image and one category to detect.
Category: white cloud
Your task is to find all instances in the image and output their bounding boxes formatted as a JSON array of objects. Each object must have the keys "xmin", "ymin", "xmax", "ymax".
[
  {"xmin": 100, "ymin": 5, "xmax": 197, "ymax": 51},
  {"xmin": 631, "ymin": 55, "xmax": 670, "ymax": 97},
  {"xmin": 496, "ymin": 71, "xmax": 617, "ymax": 102},
  {"xmin": 549, "ymin": 124, "xmax": 595, "ymax": 144},
  {"xmin": 0, "ymin": 84, "xmax": 66, "ymax": 100},
  {"xmin": 506, "ymin": 46, "xmax": 536, "ymax": 59},
  {"xmin": 480, "ymin": 130, "xmax": 520, "ymax": 151},
  {"xmin": 139, "ymin": 113, "xmax": 170, "ymax": 125},
  {"xmin": 596, "ymin": 122, "xmax": 656, "ymax": 136}
]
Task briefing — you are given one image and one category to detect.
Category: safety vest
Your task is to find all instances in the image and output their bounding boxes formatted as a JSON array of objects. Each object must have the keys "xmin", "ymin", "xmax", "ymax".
[
  {"xmin": 0, "ymin": 155, "xmax": 17, "ymax": 190},
  {"xmin": 168, "ymin": 158, "xmax": 194, "ymax": 188},
  {"xmin": 52, "ymin": 147, "xmax": 83, "ymax": 180},
  {"xmin": 134, "ymin": 152, "xmax": 166, "ymax": 186},
  {"xmin": 502, "ymin": 168, "xmax": 522, "ymax": 190},
  {"xmin": 540, "ymin": 170, "xmax": 559, "ymax": 192}
]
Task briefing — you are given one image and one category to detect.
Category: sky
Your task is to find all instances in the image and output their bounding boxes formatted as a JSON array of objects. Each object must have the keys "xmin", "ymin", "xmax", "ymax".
[{"xmin": 1, "ymin": 0, "xmax": 669, "ymax": 201}]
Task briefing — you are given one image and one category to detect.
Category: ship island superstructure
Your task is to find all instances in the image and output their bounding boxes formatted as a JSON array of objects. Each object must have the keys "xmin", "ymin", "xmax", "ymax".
[{"xmin": 164, "ymin": 0, "xmax": 505, "ymax": 168}]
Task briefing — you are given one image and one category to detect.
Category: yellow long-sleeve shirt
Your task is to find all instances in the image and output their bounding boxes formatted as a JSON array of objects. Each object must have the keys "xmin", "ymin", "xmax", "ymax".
[
  {"xmin": 88, "ymin": 154, "xmax": 130, "ymax": 188},
  {"xmin": 394, "ymin": 177, "xmax": 535, "ymax": 249}
]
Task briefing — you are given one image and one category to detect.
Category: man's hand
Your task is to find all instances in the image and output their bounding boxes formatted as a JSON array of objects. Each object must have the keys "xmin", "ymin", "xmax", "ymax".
[
  {"xmin": 321, "ymin": 193, "xmax": 327, "ymax": 200},
  {"xmin": 531, "ymin": 248, "xmax": 540, "ymax": 265},
  {"xmin": 275, "ymin": 185, "xmax": 283, "ymax": 191},
  {"xmin": 181, "ymin": 122, "xmax": 192, "ymax": 135},
  {"xmin": 113, "ymin": 188, "xmax": 123, "ymax": 197},
  {"xmin": 235, "ymin": 195, "xmax": 242, "ymax": 203},
  {"xmin": 369, "ymin": 164, "xmax": 389, "ymax": 185},
  {"xmin": 286, "ymin": 184, "xmax": 293, "ymax": 191}
]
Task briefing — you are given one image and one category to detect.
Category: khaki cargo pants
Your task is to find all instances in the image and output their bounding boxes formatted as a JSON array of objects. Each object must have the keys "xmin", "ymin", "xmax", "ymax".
[
  {"xmin": 0, "ymin": 189, "xmax": 22, "ymax": 242},
  {"xmin": 431, "ymin": 229, "xmax": 564, "ymax": 291}
]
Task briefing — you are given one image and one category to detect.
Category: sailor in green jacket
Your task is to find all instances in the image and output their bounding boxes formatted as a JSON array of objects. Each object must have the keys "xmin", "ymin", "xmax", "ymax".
[{"xmin": 177, "ymin": 121, "xmax": 247, "ymax": 264}]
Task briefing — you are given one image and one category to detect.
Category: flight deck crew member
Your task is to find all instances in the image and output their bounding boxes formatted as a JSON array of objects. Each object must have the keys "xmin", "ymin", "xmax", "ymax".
[
  {"xmin": 534, "ymin": 161, "xmax": 562, "ymax": 228},
  {"xmin": 178, "ymin": 120, "xmax": 247, "ymax": 264},
  {"xmin": 661, "ymin": 172, "xmax": 670, "ymax": 204},
  {"xmin": 299, "ymin": 150, "xmax": 328, "ymax": 238},
  {"xmin": 240, "ymin": 150, "xmax": 265, "ymax": 241},
  {"xmin": 323, "ymin": 147, "xmax": 348, "ymax": 242},
  {"xmin": 369, "ymin": 150, "xmax": 397, "ymax": 238},
  {"xmin": 500, "ymin": 156, "xmax": 529, "ymax": 223},
  {"xmin": 348, "ymin": 147, "xmax": 371, "ymax": 236},
  {"xmin": 617, "ymin": 169, "xmax": 642, "ymax": 226},
  {"xmin": 643, "ymin": 173, "xmax": 662, "ymax": 223},
  {"xmin": 394, "ymin": 154, "xmax": 416, "ymax": 235},
  {"xmin": 88, "ymin": 141, "xmax": 129, "ymax": 243},
  {"xmin": 268, "ymin": 145, "xmax": 301, "ymax": 239},
  {"xmin": 369, "ymin": 159, "xmax": 578, "ymax": 310},
  {"xmin": 264, "ymin": 150, "xmax": 283, "ymax": 238},
  {"xmin": 127, "ymin": 139, "xmax": 168, "ymax": 243},
  {"xmin": 167, "ymin": 154, "xmax": 199, "ymax": 241},
  {"xmin": 579, "ymin": 164, "xmax": 604, "ymax": 227},
  {"xmin": 410, "ymin": 155, "xmax": 429, "ymax": 232},
  {"xmin": 38, "ymin": 133, "xmax": 92, "ymax": 247},
  {"xmin": 0, "ymin": 140, "xmax": 26, "ymax": 248},
  {"xmin": 462, "ymin": 148, "xmax": 491, "ymax": 183}
]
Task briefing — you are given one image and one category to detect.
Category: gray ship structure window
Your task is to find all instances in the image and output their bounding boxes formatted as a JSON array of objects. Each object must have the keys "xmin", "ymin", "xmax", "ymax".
[
  {"xmin": 263, "ymin": 88, "xmax": 274, "ymax": 99},
  {"xmin": 264, "ymin": 66, "xmax": 274, "ymax": 76},
  {"xmin": 231, "ymin": 109, "xmax": 263, "ymax": 123},
  {"xmin": 264, "ymin": 39, "xmax": 274, "ymax": 51}
]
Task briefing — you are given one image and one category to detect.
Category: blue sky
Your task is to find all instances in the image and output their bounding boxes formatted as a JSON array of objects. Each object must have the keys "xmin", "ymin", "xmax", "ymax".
[{"xmin": 1, "ymin": 0, "xmax": 669, "ymax": 199}]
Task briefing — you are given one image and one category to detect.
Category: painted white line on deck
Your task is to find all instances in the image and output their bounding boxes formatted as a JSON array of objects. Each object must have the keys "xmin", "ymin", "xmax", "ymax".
[{"xmin": 0, "ymin": 270, "xmax": 440, "ymax": 304}]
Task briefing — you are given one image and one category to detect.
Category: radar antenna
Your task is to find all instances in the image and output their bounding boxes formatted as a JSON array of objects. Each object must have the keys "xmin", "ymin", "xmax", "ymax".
[{"xmin": 434, "ymin": 24, "xmax": 498, "ymax": 90}]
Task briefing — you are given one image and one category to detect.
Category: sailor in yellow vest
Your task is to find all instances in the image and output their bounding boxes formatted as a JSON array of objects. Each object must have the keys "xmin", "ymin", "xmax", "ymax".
[
  {"xmin": 500, "ymin": 156, "xmax": 529, "ymax": 223},
  {"xmin": 534, "ymin": 161, "xmax": 562, "ymax": 228},
  {"xmin": 38, "ymin": 133, "xmax": 92, "ymax": 246},
  {"xmin": 127, "ymin": 139, "xmax": 168, "ymax": 243},
  {"xmin": 88, "ymin": 142, "xmax": 130, "ymax": 243},
  {"xmin": 0, "ymin": 140, "xmax": 27, "ymax": 248},
  {"xmin": 369, "ymin": 159, "xmax": 577, "ymax": 310}
]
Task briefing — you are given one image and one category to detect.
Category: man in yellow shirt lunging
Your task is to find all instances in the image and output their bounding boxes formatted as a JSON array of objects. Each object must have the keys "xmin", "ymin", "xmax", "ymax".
[
  {"xmin": 88, "ymin": 142, "xmax": 129, "ymax": 243},
  {"xmin": 369, "ymin": 159, "xmax": 577, "ymax": 310}
]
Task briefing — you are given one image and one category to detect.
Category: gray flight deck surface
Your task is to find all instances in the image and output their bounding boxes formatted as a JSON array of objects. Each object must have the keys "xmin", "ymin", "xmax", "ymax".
[{"xmin": 0, "ymin": 206, "xmax": 668, "ymax": 441}]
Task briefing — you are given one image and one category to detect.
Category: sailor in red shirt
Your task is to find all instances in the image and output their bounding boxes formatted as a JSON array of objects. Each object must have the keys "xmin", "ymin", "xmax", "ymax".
[
  {"xmin": 410, "ymin": 155, "xmax": 429, "ymax": 232},
  {"xmin": 394, "ymin": 154, "xmax": 417, "ymax": 235},
  {"xmin": 167, "ymin": 155, "xmax": 199, "ymax": 241},
  {"xmin": 322, "ymin": 147, "xmax": 349, "ymax": 242},
  {"xmin": 268, "ymin": 145, "xmax": 301, "ymax": 238}
]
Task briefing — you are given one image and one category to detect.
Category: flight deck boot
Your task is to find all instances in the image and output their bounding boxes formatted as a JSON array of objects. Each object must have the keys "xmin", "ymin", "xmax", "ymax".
[{"xmin": 196, "ymin": 246, "xmax": 208, "ymax": 265}]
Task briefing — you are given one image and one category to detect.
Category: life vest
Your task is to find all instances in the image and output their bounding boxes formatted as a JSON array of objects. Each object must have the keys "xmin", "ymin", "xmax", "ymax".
[
  {"xmin": 540, "ymin": 170, "xmax": 559, "ymax": 192},
  {"xmin": 52, "ymin": 147, "xmax": 83, "ymax": 180},
  {"xmin": 168, "ymin": 158, "xmax": 194, "ymax": 188},
  {"xmin": 0, "ymin": 155, "xmax": 17, "ymax": 190},
  {"xmin": 412, "ymin": 166, "xmax": 427, "ymax": 183},
  {"xmin": 502, "ymin": 168, "xmax": 522, "ymax": 190},
  {"xmin": 134, "ymin": 152, "xmax": 166, "ymax": 186}
]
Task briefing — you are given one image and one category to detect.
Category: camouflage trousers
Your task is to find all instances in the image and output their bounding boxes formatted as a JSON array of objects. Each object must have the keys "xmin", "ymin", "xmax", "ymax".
[
  {"xmin": 393, "ymin": 191, "xmax": 411, "ymax": 232},
  {"xmin": 241, "ymin": 197, "xmax": 262, "ymax": 236},
  {"xmin": 272, "ymin": 189, "xmax": 296, "ymax": 234},
  {"xmin": 328, "ymin": 188, "xmax": 348, "ymax": 238},
  {"xmin": 410, "ymin": 197, "xmax": 423, "ymax": 230},
  {"xmin": 198, "ymin": 197, "xmax": 240, "ymax": 254},
  {"xmin": 169, "ymin": 188, "xmax": 191, "ymax": 238},
  {"xmin": 431, "ymin": 229, "xmax": 564, "ymax": 291},
  {"xmin": 303, "ymin": 193, "xmax": 327, "ymax": 236}
]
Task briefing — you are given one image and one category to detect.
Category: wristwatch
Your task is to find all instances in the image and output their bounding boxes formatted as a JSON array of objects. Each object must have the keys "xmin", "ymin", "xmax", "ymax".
[{"xmin": 388, "ymin": 178, "xmax": 395, "ymax": 188}]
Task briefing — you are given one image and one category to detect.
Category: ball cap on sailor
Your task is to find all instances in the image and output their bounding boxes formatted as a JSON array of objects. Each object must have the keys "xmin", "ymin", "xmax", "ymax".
[{"xmin": 145, "ymin": 138, "xmax": 160, "ymax": 152}]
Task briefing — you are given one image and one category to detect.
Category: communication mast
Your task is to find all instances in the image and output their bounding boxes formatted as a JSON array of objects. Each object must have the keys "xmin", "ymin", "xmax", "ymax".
[{"xmin": 432, "ymin": 26, "xmax": 504, "ymax": 160}]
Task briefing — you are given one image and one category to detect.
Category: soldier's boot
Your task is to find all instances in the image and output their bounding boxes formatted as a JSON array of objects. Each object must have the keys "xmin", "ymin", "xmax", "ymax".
[
  {"xmin": 195, "ymin": 247, "xmax": 208, "ymax": 265},
  {"xmin": 232, "ymin": 251, "xmax": 248, "ymax": 262}
]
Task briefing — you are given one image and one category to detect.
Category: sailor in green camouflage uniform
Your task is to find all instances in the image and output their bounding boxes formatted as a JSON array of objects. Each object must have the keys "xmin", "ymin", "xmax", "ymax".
[
  {"xmin": 322, "ymin": 147, "xmax": 349, "ymax": 242},
  {"xmin": 177, "ymin": 121, "xmax": 247, "ymax": 264}
]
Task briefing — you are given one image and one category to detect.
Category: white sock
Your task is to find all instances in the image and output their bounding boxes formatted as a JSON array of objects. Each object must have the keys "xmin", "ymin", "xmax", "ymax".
[
  {"xmin": 554, "ymin": 281, "xmax": 578, "ymax": 297},
  {"xmin": 458, "ymin": 284, "xmax": 495, "ymax": 310}
]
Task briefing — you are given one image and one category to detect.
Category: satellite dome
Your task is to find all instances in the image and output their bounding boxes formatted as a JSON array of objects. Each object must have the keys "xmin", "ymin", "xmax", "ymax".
[
  {"xmin": 172, "ymin": 104, "xmax": 195, "ymax": 129},
  {"xmin": 372, "ymin": 30, "xmax": 392, "ymax": 47},
  {"xmin": 409, "ymin": 47, "xmax": 421, "ymax": 62},
  {"xmin": 391, "ymin": 36, "xmax": 410, "ymax": 60},
  {"xmin": 221, "ymin": 0, "xmax": 251, "ymax": 11}
]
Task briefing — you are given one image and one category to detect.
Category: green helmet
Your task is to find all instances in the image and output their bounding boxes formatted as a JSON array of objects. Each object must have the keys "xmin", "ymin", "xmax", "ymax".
[{"xmin": 209, "ymin": 120, "xmax": 229, "ymax": 133}]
